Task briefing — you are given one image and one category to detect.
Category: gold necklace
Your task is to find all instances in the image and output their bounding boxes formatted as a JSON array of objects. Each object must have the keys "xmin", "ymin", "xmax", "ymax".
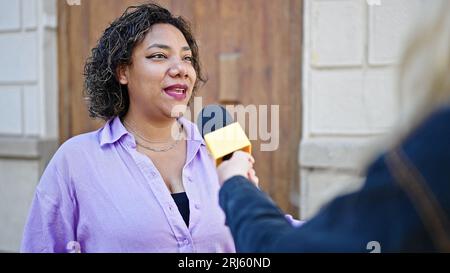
[
  {"xmin": 123, "ymin": 120, "xmax": 182, "ymax": 143},
  {"xmin": 123, "ymin": 120, "xmax": 183, "ymax": 152},
  {"xmin": 136, "ymin": 138, "xmax": 180, "ymax": 152}
]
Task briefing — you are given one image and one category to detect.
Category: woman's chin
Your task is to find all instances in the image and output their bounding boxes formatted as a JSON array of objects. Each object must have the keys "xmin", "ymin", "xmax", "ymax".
[{"xmin": 167, "ymin": 103, "xmax": 188, "ymax": 118}]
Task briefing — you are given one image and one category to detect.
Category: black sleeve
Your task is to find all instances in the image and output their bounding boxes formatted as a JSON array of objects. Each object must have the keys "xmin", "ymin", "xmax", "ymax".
[
  {"xmin": 219, "ymin": 170, "xmax": 418, "ymax": 253},
  {"xmin": 219, "ymin": 175, "xmax": 298, "ymax": 252}
]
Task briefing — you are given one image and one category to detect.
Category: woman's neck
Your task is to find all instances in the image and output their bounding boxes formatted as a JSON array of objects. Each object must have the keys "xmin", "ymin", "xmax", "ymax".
[{"xmin": 122, "ymin": 111, "xmax": 181, "ymax": 142}]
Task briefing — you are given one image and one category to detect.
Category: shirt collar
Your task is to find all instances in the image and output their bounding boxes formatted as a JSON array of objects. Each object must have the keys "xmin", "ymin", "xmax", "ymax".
[
  {"xmin": 99, "ymin": 116, "xmax": 206, "ymax": 147},
  {"xmin": 99, "ymin": 116, "xmax": 129, "ymax": 147}
]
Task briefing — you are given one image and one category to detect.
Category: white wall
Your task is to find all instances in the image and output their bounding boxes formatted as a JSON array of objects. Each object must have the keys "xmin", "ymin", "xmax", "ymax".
[
  {"xmin": 0, "ymin": 0, "xmax": 58, "ymax": 252},
  {"xmin": 300, "ymin": 0, "xmax": 426, "ymax": 218}
]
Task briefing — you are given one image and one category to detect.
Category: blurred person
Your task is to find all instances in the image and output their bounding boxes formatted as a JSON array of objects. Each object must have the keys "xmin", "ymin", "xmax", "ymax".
[
  {"xmin": 21, "ymin": 3, "xmax": 235, "ymax": 253},
  {"xmin": 217, "ymin": 2, "xmax": 450, "ymax": 252}
]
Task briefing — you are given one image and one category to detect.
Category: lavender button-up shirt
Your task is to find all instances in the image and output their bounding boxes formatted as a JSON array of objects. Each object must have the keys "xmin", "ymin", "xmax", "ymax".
[{"xmin": 21, "ymin": 117, "xmax": 236, "ymax": 253}]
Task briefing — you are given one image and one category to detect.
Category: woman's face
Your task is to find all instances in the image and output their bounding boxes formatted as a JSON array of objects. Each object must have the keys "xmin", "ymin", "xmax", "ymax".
[{"xmin": 118, "ymin": 23, "xmax": 197, "ymax": 120}]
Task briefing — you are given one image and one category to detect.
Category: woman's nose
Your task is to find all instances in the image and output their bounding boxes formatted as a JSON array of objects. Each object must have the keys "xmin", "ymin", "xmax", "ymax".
[{"xmin": 168, "ymin": 61, "xmax": 189, "ymax": 78}]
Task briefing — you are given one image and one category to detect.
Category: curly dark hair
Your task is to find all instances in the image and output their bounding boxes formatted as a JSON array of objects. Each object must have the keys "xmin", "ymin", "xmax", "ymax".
[{"xmin": 83, "ymin": 3, "xmax": 206, "ymax": 120}]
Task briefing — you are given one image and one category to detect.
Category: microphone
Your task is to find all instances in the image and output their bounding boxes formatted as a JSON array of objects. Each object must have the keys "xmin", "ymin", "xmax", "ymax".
[{"xmin": 197, "ymin": 105, "xmax": 252, "ymax": 165}]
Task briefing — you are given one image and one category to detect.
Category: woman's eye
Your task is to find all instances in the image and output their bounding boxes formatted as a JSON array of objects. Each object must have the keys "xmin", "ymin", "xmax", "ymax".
[
  {"xmin": 148, "ymin": 53, "xmax": 166, "ymax": 60},
  {"xmin": 184, "ymin": 56, "xmax": 193, "ymax": 63}
]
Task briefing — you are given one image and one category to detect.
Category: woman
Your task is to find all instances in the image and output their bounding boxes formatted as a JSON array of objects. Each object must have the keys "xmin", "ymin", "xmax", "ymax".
[
  {"xmin": 21, "ymin": 3, "xmax": 235, "ymax": 253},
  {"xmin": 216, "ymin": 1, "xmax": 450, "ymax": 252}
]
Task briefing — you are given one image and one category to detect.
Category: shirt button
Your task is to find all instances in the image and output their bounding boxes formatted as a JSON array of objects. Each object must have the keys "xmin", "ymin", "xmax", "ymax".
[
  {"xmin": 195, "ymin": 204, "xmax": 200, "ymax": 210},
  {"xmin": 169, "ymin": 205, "xmax": 173, "ymax": 211},
  {"xmin": 183, "ymin": 239, "xmax": 189, "ymax": 245}
]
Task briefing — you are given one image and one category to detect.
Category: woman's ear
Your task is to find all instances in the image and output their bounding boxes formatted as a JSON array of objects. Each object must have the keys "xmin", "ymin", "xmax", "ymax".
[{"xmin": 116, "ymin": 64, "xmax": 129, "ymax": 85}]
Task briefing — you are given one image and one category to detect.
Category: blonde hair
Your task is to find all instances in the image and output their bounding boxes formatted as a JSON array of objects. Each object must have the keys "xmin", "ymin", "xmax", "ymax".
[
  {"xmin": 357, "ymin": 2, "xmax": 450, "ymax": 172},
  {"xmin": 397, "ymin": 1, "xmax": 450, "ymax": 141}
]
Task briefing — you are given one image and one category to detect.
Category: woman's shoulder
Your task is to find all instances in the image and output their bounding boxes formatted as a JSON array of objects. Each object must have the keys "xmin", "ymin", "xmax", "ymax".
[
  {"xmin": 35, "ymin": 129, "xmax": 103, "ymax": 200},
  {"xmin": 48, "ymin": 118, "xmax": 126, "ymax": 171},
  {"xmin": 36, "ymin": 128, "xmax": 103, "ymax": 189},
  {"xmin": 59, "ymin": 129, "xmax": 103, "ymax": 154},
  {"xmin": 402, "ymin": 106, "xmax": 450, "ymax": 152},
  {"xmin": 47, "ymin": 128, "xmax": 104, "ymax": 170}
]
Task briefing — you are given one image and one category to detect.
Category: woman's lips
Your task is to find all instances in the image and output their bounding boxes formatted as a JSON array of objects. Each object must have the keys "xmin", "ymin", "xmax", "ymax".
[
  {"xmin": 163, "ymin": 84, "xmax": 188, "ymax": 101},
  {"xmin": 163, "ymin": 90, "xmax": 187, "ymax": 100}
]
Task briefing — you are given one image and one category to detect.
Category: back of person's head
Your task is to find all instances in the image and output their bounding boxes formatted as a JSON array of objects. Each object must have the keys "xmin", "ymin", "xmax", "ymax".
[{"xmin": 355, "ymin": 1, "xmax": 450, "ymax": 173}]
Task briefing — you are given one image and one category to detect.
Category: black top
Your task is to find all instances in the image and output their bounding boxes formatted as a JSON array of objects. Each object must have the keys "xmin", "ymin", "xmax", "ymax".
[{"xmin": 171, "ymin": 192, "xmax": 190, "ymax": 227}]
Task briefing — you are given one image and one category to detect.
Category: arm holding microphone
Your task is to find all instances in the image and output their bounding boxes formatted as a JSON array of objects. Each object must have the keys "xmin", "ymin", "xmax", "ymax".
[
  {"xmin": 216, "ymin": 107, "xmax": 450, "ymax": 252},
  {"xmin": 218, "ymin": 151, "xmax": 306, "ymax": 252},
  {"xmin": 217, "ymin": 151, "xmax": 414, "ymax": 253}
]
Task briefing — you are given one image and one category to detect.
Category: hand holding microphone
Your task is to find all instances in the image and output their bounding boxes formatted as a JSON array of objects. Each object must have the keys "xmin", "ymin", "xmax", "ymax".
[
  {"xmin": 197, "ymin": 105, "xmax": 259, "ymax": 186},
  {"xmin": 217, "ymin": 151, "xmax": 259, "ymax": 187}
]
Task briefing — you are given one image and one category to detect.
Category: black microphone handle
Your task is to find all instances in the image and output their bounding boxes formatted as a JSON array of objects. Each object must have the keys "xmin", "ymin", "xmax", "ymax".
[{"xmin": 222, "ymin": 153, "xmax": 233, "ymax": 161}]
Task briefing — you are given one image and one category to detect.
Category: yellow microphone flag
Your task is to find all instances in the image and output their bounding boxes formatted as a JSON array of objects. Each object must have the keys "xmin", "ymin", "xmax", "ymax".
[{"xmin": 204, "ymin": 122, "xmax": 252, "ymax": 166}]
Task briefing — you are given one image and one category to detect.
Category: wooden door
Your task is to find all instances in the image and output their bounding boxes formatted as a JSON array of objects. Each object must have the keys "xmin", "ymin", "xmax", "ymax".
[{"xmin": 58, "ymin": 0, "xmax": 303, "ymax": 216}]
